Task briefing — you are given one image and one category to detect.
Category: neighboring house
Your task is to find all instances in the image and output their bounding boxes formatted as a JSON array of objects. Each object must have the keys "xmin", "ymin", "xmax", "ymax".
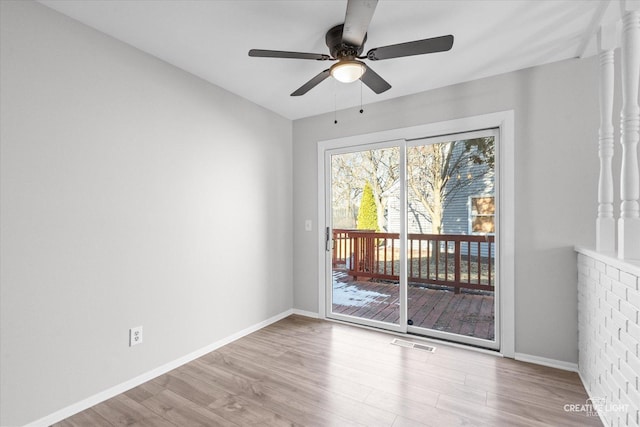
[{"xmin": 385, "ymin": 140, "xmax": 495, "ymax": 239}]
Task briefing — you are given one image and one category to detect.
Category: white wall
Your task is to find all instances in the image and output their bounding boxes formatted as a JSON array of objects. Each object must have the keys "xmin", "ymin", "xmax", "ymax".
[
  {"xmin": 0, "ymin": 2, "xmax": 292, "ymax": 425},
  {"xmin": 293, "ymin": 54, "xmax": 600, "ymax": 364}
]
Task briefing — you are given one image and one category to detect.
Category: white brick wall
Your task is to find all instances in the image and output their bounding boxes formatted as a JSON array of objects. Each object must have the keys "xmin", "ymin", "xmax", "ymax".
[{"xmin": 578, "ymin": 249, "xmax": 640, "ymax": 427}]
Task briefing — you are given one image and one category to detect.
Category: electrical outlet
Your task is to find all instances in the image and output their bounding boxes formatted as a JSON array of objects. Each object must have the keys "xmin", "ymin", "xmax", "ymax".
[{"xmin": 129, "ymin": 326, "xmax": 143, "ymax": 347}]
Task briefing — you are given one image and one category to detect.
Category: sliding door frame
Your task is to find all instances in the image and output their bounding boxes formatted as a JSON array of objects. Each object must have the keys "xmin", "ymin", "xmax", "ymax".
[
  {"xmin": 405, "ymin": 128, "xmax": 500, "ymax": 350},
  {"xmin": 317, "ymin": 110, "xmax": 515, "ymax": 357},
  {"xmin": 324, "ymin": 140, "xmax": 407, "ymax": 333}
]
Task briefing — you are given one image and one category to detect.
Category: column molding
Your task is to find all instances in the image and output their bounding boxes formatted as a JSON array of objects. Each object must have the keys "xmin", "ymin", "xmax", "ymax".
[
  {"xmin": 596, "ymin": 27, "xmax": 616, "ymax": 253},
  {"xmin": 618, "ymin": 9, "xmax": 640, "ymax": 259}
]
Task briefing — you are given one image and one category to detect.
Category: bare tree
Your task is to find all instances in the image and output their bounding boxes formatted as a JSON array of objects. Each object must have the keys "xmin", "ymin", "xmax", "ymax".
[
  {"xmin": 330, "ymin": 139, "xmax": 491, "ymax": 234},
  {"xmin": 331, "ymin": 153, "xmax": 364, "ymax": 228},
  {"xmin": 361, "ymin": 147, "xmax": 399, "ymax": 232},
  {"xmin": 407, "ymin": 138, "xmax": 493, "ymax": 234}
]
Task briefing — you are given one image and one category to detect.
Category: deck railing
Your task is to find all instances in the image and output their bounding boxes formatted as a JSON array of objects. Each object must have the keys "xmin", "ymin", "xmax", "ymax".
[{"xmin": 332, "ymin": 229, "xmax": 495, "ymax": 293}]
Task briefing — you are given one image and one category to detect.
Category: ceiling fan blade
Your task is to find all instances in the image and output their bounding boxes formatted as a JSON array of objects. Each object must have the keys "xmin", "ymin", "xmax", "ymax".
[
  {"xmin": 367, "ymin": 35, "xmax": 454, "ymax": 61},
  {"xmin": 342, "ymin": 0, "xmax": 378, "ymax": 47},
  {"xmin": 360, "ymin": 64, "xmax": 391, "ymax": 94},
  {"xmin": 291, "ymin": 69, "xmax": 331, "ymax": 96},
  {"xmin": 249, "ymin": 49, "xmax": 332, "ymax": 61}
]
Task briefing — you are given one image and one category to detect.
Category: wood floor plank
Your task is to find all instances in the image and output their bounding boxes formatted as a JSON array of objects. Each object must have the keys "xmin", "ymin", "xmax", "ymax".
[
  {"xmin": 214, "ymin": 343, "xmax": 376, "ymax": 404},
  {"xmin": 124, "ymin": 380, "xmax": 166, "ymax": 404},
  {"xmin": 240, "ymin": 331, "xmax": 467, "ymax": 396},
  {"xmin": 464, "ymin": 371, "xmax": 595, "ymax": 409},
  {"xmin": 436, "ymin": 392, "xmax": 548, "ymax": 427},
  {"xmin": 392, "ymin": 415, "xmax": 430, "ymax": 426},
  {"xmin": 253, "ymin": 330, "xmax": 467, "ymax": 387},
  {"xmin": 210, "ymin": 349, "xmax": 399, "ymax": 426},
  {"xmin": 155, "ymin": 366, "xmax": 298, "ymax": 426},
  {"xmin": 151, "ymin": 370, "xmax": 233, "ymax": 407},
  {"xmin": 364, "ymin": 387, "xmax": 485, "ymax": 427},
  {"xmin": 54, "ymin": 408, "xmax": 113, "ymax": 427},
  {"xmin": 485, "ymin": 391, "xmax": 602, "ymax": 427},
  {"xmin": 253, "ymin": 325, "xmax": 431, "ymax": 366},
  {"xmin": 90, "ymin": 394, "xmax": 177, "ymax": 427},
  {"xmin": 140, "ymin": 389, "xmax": 239, "ymax": 427},
  {"xmin": 182, "ymin": 356, "xmax": 364, "ymax": 426},
  {"xmin": 53, "ymin": 315, "xmax": 602, "ymax": 427}
]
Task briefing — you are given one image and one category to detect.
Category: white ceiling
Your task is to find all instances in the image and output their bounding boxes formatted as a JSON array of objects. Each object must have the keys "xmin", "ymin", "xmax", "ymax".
[{"xmin": 38, "ymin": 0, "xmax": 620, "ymax": 120}]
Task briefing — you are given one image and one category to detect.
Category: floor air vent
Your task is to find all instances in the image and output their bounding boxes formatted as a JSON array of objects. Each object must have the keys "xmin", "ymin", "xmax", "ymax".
[{"xmin": 391, "ymin": 338, "xmax": 436, "ymax": 352}]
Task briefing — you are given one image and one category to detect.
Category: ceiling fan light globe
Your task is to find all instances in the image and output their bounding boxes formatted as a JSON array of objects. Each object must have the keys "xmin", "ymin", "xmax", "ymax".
[{"xmin": 330, "ymin": 61, "xmax": 366, "ymax": 83}]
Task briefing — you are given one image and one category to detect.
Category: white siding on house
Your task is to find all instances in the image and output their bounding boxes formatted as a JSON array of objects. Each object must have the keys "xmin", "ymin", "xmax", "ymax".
[
  {"xmin": 387, "ymin": 191, "xmax": 434, "ymax": 234},
  {"xmin": 385, "ymin": 139, "xmax": 495, "ymax": 258}
]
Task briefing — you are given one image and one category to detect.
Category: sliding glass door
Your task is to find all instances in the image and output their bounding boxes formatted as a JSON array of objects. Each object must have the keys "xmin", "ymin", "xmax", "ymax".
[
  {"xmin": 325, "ymin": 130, "xmax": 499, "ymax": 349},
  {"xmin": 328, "ymin": 143, "xmax": 404, "ymax": 331},
  {"xmin": 405, "ymin": 133, "xmax": 497, "ymax": 346}
]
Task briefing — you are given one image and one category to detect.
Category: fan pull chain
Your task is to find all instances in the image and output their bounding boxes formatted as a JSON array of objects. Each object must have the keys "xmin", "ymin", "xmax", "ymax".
[
  {"xmin": 359, "ymin": 79, "xmax": 364, "ymax": 114},
  {"xmin": 334, "ymin": 81, "xmax": 338, "ymax": 124}
]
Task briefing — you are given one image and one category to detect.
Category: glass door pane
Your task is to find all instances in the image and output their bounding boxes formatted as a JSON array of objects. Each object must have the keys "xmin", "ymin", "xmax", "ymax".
[
  {"xmin": 406, "ymin": 134, "xmax": 497, "ymax": 345},
  {"xmin": 329, "ymin": 146, "xmax": 401, "ymax": 328}
]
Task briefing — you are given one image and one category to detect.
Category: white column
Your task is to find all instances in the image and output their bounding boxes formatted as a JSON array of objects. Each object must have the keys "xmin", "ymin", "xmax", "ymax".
[
  {"xmin": 597, "ymin": 27, "xmax": 616, "ymax": 253},
  {"xmin": 618, "ymin": 8, "xmax": 640, "ymax": 260}
]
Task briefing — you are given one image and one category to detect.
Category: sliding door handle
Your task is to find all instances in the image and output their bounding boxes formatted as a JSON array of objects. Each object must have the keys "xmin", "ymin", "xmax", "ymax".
[{"xmin": 325, "ymin": 227, "xmax": 331, "ymax": 252}]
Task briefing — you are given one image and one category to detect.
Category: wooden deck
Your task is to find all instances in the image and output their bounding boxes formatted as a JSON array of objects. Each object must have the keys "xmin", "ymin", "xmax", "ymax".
[
  {"xmin": 332, "ymin": 230, "xmax": 495, "ymax": 294},
  {"xmin": 332, "ymin": 270, "xmax": 495, "ymax": 341}
]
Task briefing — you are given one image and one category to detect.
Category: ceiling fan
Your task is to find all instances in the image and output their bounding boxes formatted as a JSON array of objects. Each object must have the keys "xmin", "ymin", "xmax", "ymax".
[{"xmin": 248, "ymin": 0, "xmax": 454, "ymax": 96}]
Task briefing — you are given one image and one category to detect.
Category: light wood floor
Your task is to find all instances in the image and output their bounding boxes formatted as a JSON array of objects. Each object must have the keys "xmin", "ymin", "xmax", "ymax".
[{"xmin": 55, "ymin": 315, "xmax": 602, "ymax": 426}]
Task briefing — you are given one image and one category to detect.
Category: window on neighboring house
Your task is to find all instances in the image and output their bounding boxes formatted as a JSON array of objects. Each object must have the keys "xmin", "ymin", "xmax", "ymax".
[{"xmin": 469, "ymin": 196, "xmax": 495, "ymax": 234}]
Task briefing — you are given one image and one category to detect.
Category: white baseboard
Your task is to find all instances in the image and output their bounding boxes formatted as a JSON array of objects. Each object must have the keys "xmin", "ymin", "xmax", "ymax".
[
  {"xmin": 26, "ymin": 309, "xmax": 294, "ymax": 427},
  {"xmin": 514, "ymin": 352, "xmax": 579, "ymax": 372},
  {"xmin": 292, "ymin": 308, "xmax": 319, "ymax": 318}
]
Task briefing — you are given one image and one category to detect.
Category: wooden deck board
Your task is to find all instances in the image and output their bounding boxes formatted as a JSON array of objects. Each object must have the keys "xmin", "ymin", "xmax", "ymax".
[
  {"xmin": 475, "ymin": 295, "xmax": 495, "ymax": 340},
  {"xmin": 331, "ymin": 271, "xmax": 495, "ymax": 341},
  {"xmin": 459, "ymin": 294, "xmax": 483, "ymax": 336}
]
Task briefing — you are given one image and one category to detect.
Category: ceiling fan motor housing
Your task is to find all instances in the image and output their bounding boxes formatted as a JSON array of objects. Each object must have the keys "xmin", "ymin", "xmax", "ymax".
[{"xmin": 326, "ymin": 24, "xmax": 366, "ymax": 58}]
